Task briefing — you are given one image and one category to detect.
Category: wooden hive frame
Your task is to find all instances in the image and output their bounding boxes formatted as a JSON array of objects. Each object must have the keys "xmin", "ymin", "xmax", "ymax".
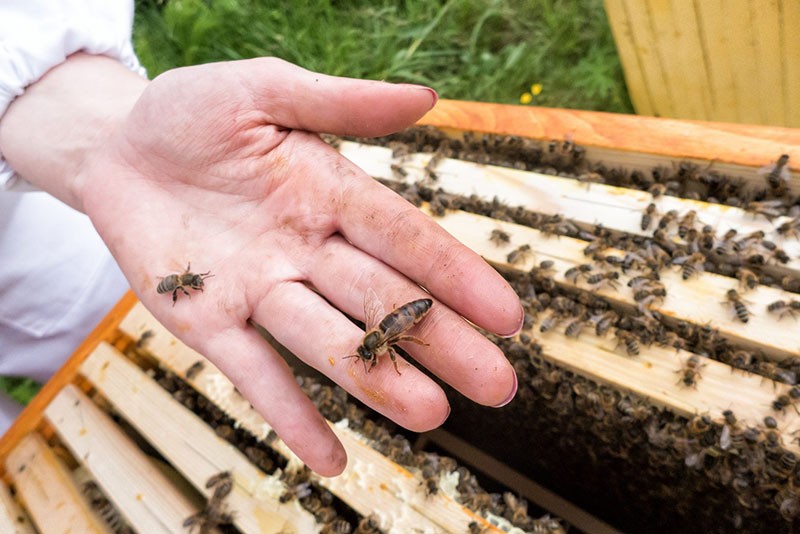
[
  {"xmin": 0, "ymin": 291, "xmax": 550, "ymax": 533},
  {"xmin": 1, "ymin": 100, "xmax": 799, "ymax": 532}
]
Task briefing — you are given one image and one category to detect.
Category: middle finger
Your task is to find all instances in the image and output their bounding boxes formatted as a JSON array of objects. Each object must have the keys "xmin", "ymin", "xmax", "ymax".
[{"xmin": 309, "ymin": 234, "xmax": 517, "ymax": 408}]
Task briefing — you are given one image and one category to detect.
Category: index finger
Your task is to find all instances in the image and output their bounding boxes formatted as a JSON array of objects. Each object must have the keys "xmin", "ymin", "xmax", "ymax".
[{"xmin": 336, "ymin": 164, "xmax": 523, "ymax": 337}]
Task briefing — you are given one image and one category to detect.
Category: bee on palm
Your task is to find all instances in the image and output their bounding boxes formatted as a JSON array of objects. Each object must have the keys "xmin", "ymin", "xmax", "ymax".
[
  {"xmin": 344, "ymin": 288, "xmax": 432, "ymax": 375},
  {"xmin": 156, "ymin": 263, "xmax": 214, "ymax": 305}
]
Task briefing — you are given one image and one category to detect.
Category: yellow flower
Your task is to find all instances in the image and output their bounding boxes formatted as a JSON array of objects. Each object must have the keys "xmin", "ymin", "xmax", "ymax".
[
  {"xmin": 531, "ymin": 83, "xmax": 543, "ymax": 95},
  {"xmin": 519, "ymin": 92, "xmax": 533, "ymax": 105}
]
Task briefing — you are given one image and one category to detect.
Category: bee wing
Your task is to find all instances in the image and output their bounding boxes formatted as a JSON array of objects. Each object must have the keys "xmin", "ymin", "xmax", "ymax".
[
  {"xmin": 363, "ymin": 288, "xmax": 385, "ymax": 330},
  {"xmin": 757, "ymin": 162, "xmax": 774, "ymax": 176},
  {"xmin": 758, "ymin": 162, "xmax": 792, "ymax": 182}
]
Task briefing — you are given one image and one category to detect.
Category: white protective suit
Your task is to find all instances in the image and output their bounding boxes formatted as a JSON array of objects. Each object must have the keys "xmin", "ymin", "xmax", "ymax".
[{"xmin": 0, "ymin": 0, "xmax": 145, "ymax": 431}]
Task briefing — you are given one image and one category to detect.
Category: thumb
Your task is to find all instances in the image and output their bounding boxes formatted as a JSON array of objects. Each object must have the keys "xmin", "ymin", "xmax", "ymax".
[{"xmin": 236, "ymin": 57, "xmax": 438, "ymax": 137}]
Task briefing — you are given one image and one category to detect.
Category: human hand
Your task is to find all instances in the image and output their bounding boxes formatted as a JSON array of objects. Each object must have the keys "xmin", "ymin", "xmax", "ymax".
[{"xmin": 76, "ymin": 57, "xmax": 522, "ymax": 476}]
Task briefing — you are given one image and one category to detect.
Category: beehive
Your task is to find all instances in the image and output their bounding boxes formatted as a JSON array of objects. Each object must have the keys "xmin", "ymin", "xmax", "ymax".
[
  {"xmin": 2, "ymin": 100, "xmax": 800, "ymax": 533},
  {"xmin": 0, "ymin": 291, "xmax": 573, "ymax": 533}
]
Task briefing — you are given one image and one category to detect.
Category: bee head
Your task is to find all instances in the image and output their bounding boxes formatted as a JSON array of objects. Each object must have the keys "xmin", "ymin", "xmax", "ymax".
[
  {"xmin": 187, "ymin": 272, "xmax": 214, "ymax": 289},
  {"xmin": 357, "ymin": 345, "xmax": 375, "ymax": 361},
  {"xmin": 186, "ymin": 275, "xmax": 204, "ymax": 289}
]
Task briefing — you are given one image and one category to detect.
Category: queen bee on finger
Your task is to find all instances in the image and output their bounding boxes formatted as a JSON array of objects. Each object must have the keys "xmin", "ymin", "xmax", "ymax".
[{"xmin": 344, "ymin": 288, "xmax": 432, "ymax": 375}]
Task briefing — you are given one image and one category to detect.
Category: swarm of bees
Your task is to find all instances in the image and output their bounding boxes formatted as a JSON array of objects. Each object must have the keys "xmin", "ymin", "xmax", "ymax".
[{"xmin": 156, "ymin": 262, "xmax": 214, "ymax": 306}]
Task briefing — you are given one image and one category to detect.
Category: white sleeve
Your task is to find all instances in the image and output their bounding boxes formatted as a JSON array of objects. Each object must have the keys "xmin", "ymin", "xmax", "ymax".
[{"xmin": 0, "ymin": 0, "xmax": 148, "ymax": 190}]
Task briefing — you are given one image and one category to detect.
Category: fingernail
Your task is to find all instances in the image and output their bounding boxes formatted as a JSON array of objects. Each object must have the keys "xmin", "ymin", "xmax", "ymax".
[
  {"xmin": 422, "ymin": 87, "xmax": 439, "ymax": 110},
  {"xmin": 498, "ymin": 305, "xmax": 525, "ymax": 338},
  {"xmin": 399, "ymin": 84, "xmax": 438, "ymax": 110},
  {"xmin": 494, "ymin": 369, "xmax": 518, "ymax": 408},
  {"xmin": 439, "ymin": 403, "xmax": 451, "ymax": 426}
]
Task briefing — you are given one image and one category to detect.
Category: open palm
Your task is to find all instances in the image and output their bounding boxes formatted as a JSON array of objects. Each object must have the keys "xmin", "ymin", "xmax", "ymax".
[{"xmin": 80, "ymin": 58, "xmax": 521, "ymax": 475}]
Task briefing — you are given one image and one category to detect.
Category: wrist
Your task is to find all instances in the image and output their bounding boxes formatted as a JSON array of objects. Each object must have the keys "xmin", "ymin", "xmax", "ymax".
[{"xmin": 0, "ymin": 53, "xmax": 147, "ymax": 211}]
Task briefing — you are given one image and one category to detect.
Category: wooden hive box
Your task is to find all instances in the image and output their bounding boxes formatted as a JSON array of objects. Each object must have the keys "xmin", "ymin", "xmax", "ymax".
[
  {"xmin": 2, "ymin": 99, "xmax": 800, "ymax": 532},
  {"xmin": 604, "ymin": 0, "xmax": 800, "ymax": 127}
]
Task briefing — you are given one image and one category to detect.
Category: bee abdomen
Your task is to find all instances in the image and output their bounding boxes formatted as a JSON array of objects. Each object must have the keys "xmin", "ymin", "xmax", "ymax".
[
  {"xmin": 156, "ymin": 275, "xmax": 179, "ymax": 294},
  {"xmin": 734, "ymin": 302, "xmax": 749, "ymax": 323},
  {"xmin": 379, "ymin": 298, "xmax": 433, "ymax": 334}
]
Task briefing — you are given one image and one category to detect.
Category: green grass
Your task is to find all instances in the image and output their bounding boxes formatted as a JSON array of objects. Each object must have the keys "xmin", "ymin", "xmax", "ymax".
[
  {"xmin": 133, "ymin": 0, "xmax": 633, "ymax": 113},
  {"xmin": 0, "ymin": 377, "xmax": 41, "ymax": 406}
]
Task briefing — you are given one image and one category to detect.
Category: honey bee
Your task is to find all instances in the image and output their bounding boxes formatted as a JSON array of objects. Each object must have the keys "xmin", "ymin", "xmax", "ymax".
[
  {"xmin": 136, "ymin": 329, "xmax": 154, "ymax": 348},
  {"xmin": 185, "ymin": 360, "xmax": 205, "ymax": 380},
  {"xmin": 764, "ymin": 415, "xmax": 783, "ymax": 448},
  {"xmin": 279, "ymin": 480, "xmax": 312, "ymax": 504},
  {"xmin": 657, "ymin": 209, "xmax": 679, "ymax": 230},
  {"xmin": 676, "ymin": 354, "xmax": 705, "ymax": 388},
  {"xmin": 592, "ymin": 311, "xmax": 618, "ymax": 337},
  {"xmin": 737, "ymin": 268, "xmax": 759, "ymax": 292},
  {"xmin": 782, "ymin": 275, "xmax": 800, "ymax": 292},
  {"xmin": 343, "ymin": 289, "xmax": 432, "ymax": 375},
  {"xmin": 507, "ymin": 244, "xmax": 533, "ymax": 265},
  {"xmin": 633, "ymin": 287, "xmax": 667, "ymax": 313},
  {"xmin": 564, "ymin": 318, "xmax": 588, "ymax": 339},
  {"xmin": 489, "ymin": 228, "xmax": 511, "ymax": 246},
  {"xmin": 538, "ymin": 309, "xmax": 563, "ymax": 334},
  {"xmin": 677, "ymin": 210, "xmax": 698, "ymax": 239},
  {"xmin": 770, "ymin": 452, "xmax": 797, "ymax": 481},
  {"xmin": 772, "ymin": 386, "xmax": 800, "ymax": 415},
  {"xmin": 777, "ymin": 215, "xmax": 800, "ymax": 240},
  {"xmin": 390, "ymin": 163, "xmax": 408, "ymax": 179},
  {"xmin": 564, "ymin": 263, "xmax": 593, "ymax": 283},
  {"xmin": 648, "ymin": 183, "xmax": 667, "ymax": 198},
  {"xmin": 744, "ymin": 199, "xmax": 784, "ymax": 221},
  {"xmin": 614, "ymin": 329, "xmax": 640, "ymax": 356},
  {"xmin": 641, "ymin": 203, "xmax": 658, "ymax": 231},
  {"xmin": 687, "ymin": 414, "xmax": 713, "ymax": 437},
  {"xmin": 723, "ymin": 289, "xmax": 750, "ymax": 323},
  {"xmin": 585, "ymin": 271, "xmax": 621, "ymax": 291},
  {"xmin": 672, "ymin": 252, "xmax": 706, "ymax": 280},
  {"xmin": 206, "ymin": 471, "xmax": 233, "ymax": 500},
  {"xmin": 771, "ymin": 247, "xmax": 790, "ymax": 264},
  {"xmin": 156, "ymin": 263, "xmax": 214, "ymax": 305},
  {"xmin": 715, "ymin": 228, "xmax": 739, "ymax": 255},
  {"xmin": 698, "ymin": 225, "xmax": 715, "ymax": 252},
  {"xmin": 81, "ymin": 480, "xmax": 133, "ymax": 534},
  {"xmin": 758, "ymin": 154, "xmax": 791, "ymax": 191},
  {"xmin": 420, "ymin": 464, "xmax": 439, "ymax": 496},
  {"xmin": 719, "ymin": 409, "xmax": 741, "ymax": 451},
  {"xmin": 767, "ymin": 299, "xmax": 800, "ymax": 320},
  {"xmin": 184, "ymin": 471, "xmax": 235, "ymax": 532},
  {"xmin": 424, "ymin": 150, "xmax": 445, "ymax": 181}
]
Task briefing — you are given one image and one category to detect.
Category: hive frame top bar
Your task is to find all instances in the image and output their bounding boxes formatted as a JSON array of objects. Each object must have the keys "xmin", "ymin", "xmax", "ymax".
[{"xmin": 419, "ymin": 99, "xmax": 800, "ymax": 171}]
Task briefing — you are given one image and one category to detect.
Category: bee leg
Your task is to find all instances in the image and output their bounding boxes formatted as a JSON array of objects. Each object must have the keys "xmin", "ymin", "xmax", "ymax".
[
  {"xmin": 387, "ymin": 347, "xmax": 402, "ymax": 375},
  {"xmin": 393, "ymin": 335, "xmax": 429, "ymax": 347},
  {"xmin": 172, "ymin": 287, "xmax": 191, "ymax": 306}
]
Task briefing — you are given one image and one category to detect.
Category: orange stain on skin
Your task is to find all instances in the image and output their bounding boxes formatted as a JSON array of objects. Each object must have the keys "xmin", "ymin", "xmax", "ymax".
[
  {"xmin": 176, "ymin": 322, "xmax": 192, "ymax": 333},
  {"xmin": 328, "ymin": 357, "xmax": 335, "ymax": 366},
  {"xmin": 347, "ymin": 365, "xmax": 388, "ymax": 406}
]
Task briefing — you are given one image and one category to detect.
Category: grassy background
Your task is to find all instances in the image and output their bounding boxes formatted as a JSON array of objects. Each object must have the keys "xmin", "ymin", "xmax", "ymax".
[
  {"xmin": 2, "ymin": 0, "xmax": 631, "ymax": 408},
  {"xmin": 133, "ymin": 0, "xmax": 633, "ymax": 113}
]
